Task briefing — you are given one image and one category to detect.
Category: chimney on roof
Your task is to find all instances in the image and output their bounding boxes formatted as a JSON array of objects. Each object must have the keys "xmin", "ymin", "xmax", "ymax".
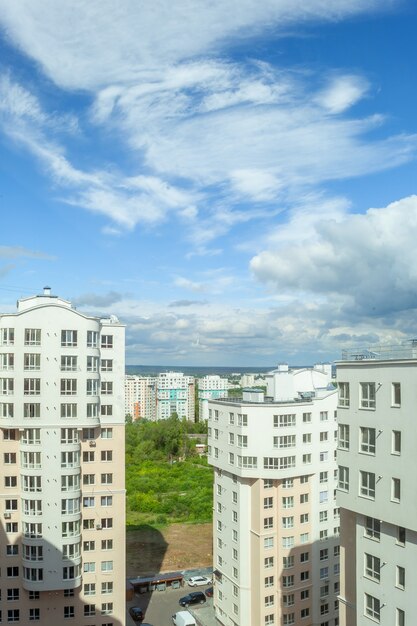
[{"xmin": 43, "ymin": 286, "xmax": 51, "ymax": 296}]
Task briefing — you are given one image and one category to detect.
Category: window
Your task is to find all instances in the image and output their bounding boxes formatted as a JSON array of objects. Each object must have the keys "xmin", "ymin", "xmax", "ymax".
[
  {"xmin": 392, "ymin": 382, "xmax": 401, "ymax": 406},
  {"xmin": 102, "ymin": 581, "xmax": 113, "ymax": 594},
  {"xmin": 237, "ymin": 413, "xmax": 247, "ymax": 426},
  {"xmin": 274, "ymin": 435, "xmax": 296, "ymax": 448},
  {"xmin": 25, "ymin": 328, "xmax": 41, "ymax": 345},
  {"xmin": 101, "ymin": 382, "xmax": 113, "ymax": 395},
  {"xmin": 302, "ymin": 454, "xmax": 311, "ymax": 464},
  {"xmin": 301, "ymin": 608, "xmax": 310, "ymax": 618},
  {"xmin": 101, "ymin": 450, "xmax": 113, "ymax": 462},
  {"xmin": 101, "ymin": 404, "xmax": 113, "ymax": 417},
  {"xmin": 303, "ymin": 433, "xmax": 311, "ymax": 444},
  {"xmin": 360, "ymin": 471, "xmax": 376, "ymax": 499},
  {"xmin": 338, "ymin": 466, "xmax": 349, "ymax": 491},
  {"xmin": 83, "ymin": 497, "xmax": 95, "ymax": 508},
  {"xmin": 86, "ymin": 379, "xmax": 98, "ymax": 395},
  {"xmin": 61, "ymin": 379, "xmax": 77, "ymax": 395},
  {"xmin": 61, "ymin": 330, "xmax": 77, "ymax": 347},
  {"xmin": 396, "ymin": 566, "xmax": 405, "ymax": 589},
  {"xmin": 264, "ymin": 557, "xmax": 274, "ymax": 569},
  {"xmin": 84, "ymin": 561, "xmax": 96, "ymax": 573},
  {"xmin": 87, "ymin": 330, "xmax": 98, "ymax": 347},
  {"xmin": 282, "ymin": 516, "xmax": 294, "ymax": 529},
  {"xmin": 7, "ymin": 588, "xmax": 19, "ymax": 600},
  {"xmin": 29, "ymin": 608, "xmax": 40, "ymax": 621},
  {"xmin": 265, "ymin": 615, "xmax": 275, "ymax": 625},
  {"xmin": 301, "ymin": 589, "xmax": 309, "ymax": 600},
  {"xmin": 0, "ymin": 402, "xmax": 14, "ymax": 417},
  {"xmin": 101, "ymin": 539, "xmax": 113, "ymax": 550},
  {"xmin": 300, "ymin": 532, "xmax": 309, "ymax": 544},
  {"xmin": 283, "ymin": 614, "xmax": 295, "ymax": 625},
  {"xmin": 320, "ymin": 604, "xmax": 329, "ymax": 616},
  {"xmin": 320, "ymin": 530, "xmax": 328, "ymax": 541},
  {"xmin": 392, "ymin": 431, "xmax": 401, "ymax": 455},
  {"xmin": 84, "ymin": 583, "xmax": 96, "ymax": 595},
  {"xmin": 283, "ymin": 575, "xmax": 294, "ymax": 588},
  {"xmin": 101, "ymin": 335, "xmax": 113, "ymax": 348},
  {"xmin": 300, "ymin": 552, "xmax": 309, "ymax": 563},
  {"xmin": 392, "ymin": 478, "xmax": 401, "ymax": 502},
  {"xmin": 320, "ymin": 431, "xmax": 328, "ymax": 442},
  {"xmin": 319, "ymin": 511, "xmax": 328, "ymax": 522},
  {"xmin": 101, "ymin": 496, "xmax": 112, "ymax": 506},
  {"xmin": 61, "ymin": 355, "xmax": 77, "ymax": 371},
  {"xmin": 365, "ymin": 517, "xmax": 380, "ymax": 540},
  {"xmin": 101, "ymin": 518, "xmax": 113, "ymax": 529},
  {"xmin": 84, "ymin": 605, "xmax": 96, "ymax": 617},
  {"xmin": 397, "ymin": 526, "xmax": 406, "ymax": 545},
  {"xmin": 61, "ymin": 428, "xmax": 78, "ymax": 444},
  {"xmin": 300, "ymin": 570, "xmax": 309, "ymax": 582},
  {"xmin": 300, "ymin": 493, "xmax": 308, "ymax": 504},
  {"xmin": 24, "ymin": 353, "xmax": 40, "ymax": 370},
  {"xmin": 83, "ymin": 540, "xmax": 95, "ymax": 551},
  {"xmin": 5, "ymin": 476, "xmax": 17, "ymax": 488},
  {"xmin": 101, "ymin": 602, "xmax": 113, "ymax": 615},
  {"xmin": 282, "ymin": 496, "xmax": 294, "ymax": 508},
  {"xmin": 62, "ymin": 498, "xmax": 80, "ymax": 515},
  {"xmin": 61, "ymin": 403, "xmax": 77, "ymax": 419},
  {"xmin": 360, "ymin": 382, "xmax": 376, "ymax": 408},
  {"xmin": 265, "ymin": 594, "xmax": 274, "ymax": 607},
  {"xmin": 4, "ymin": 452, "xmax": 16, "ymax": 464},
  {"xmin": 365, "ymin": 593, "xmax": 380, "ymax": 622},
  {"xmin": 303, "ymin": 412, "xmax": 311, "ymax": 422},
  {"xmin": 360, "ymin": 427, "xmax": 376, "ymax": 454},
  {"xmin": 101, "ymin": 427, "xmax": 113, "ymax": 439},
  {"xmin": 300, "ymin": 513, "xmax": 309, "ymax": 524},
  {"xmin": 282, "ymin": 536, "xmax": 294, "ymax": 549},
  {"xmin": 319, "ymin": 490, "xmax": 328, "ymax": 503},
  {"xmin": 320, "ymin": 471, "xmax": 328, "ymax": 483},
  {"xmin": 365, "ymin": 553, "xmax": 380, "ymax": 582},
  {"xmin": 24, "ymin": 378, "xmax": 41, "ymax": 395},
  {"xmin": 229, "ymin": 432, "xmax": 234, "ymax": 445},
  {"xmin": 283, "ymin": 556, "xmax": 294, "ymax": 569},
  {"xmin": 282, "ymin": 478, "xmax": 293, "ymax": 488},
  {"xmin": 396, "ymin": 609, "xmax": 405, "ymax": 626},
  {"xmin": 264, "ymin": 456, "xmax": 295, "ymax": 470},
  {"xmin": 320, "ymin": 548, "xmax": 328, "ymax": 561},
  {"xmin": 6, "ymin": 544, "xmax": 18, "ymax": 555},
  {"xmin": 23, "ymin": 475, "xmax": 42, "ymax": 492},
  {"xmin": 64, "ymin": 606, "xmax": 74, "ymax": 619},
  {"xmin": 83, "ymin": 451, "xmax": 94, "ymax": 463},
  {"xmin": 264, "ymin": 517, "xmax": 273, "ymax": 529},
  {"xmin": 264, "ymin": 497, "xmax": 273, "ymax": 509},
  {"xmin": 101, "ymin": 473, "xmax": 113, "ymax": 485},
  {"xmin": 338, "ymin": 382, "xmax": 350, "ymax": 407},
  {"xmin": 273, "ymin": 413, "xmax": 296, "ymax": 427},
  {"xmin": 320, "ymin": 411, "xmax": 328, "ymax": 421},
  {"xmin": 1, "ymin": 327, "xmax": 14, "ymax": 345},
  {"xmin": 0, "ymin": 377, "xmax": 14, "ymax": 395},
  {"xmin": 265, "ymin": 576, "xmax": 274, "ymax": 588},
  {"xmin": 338, "ymin": 424, "xmax": 350, "ymax": 449},
  {"xmin": 3, "ymin": 428, "xmax": 16, "ymax": 440},
  {"xmin": 7, "ymin": 609, "xmax": 20, "ymax": 622},
  {"xmin": 320, "ymin": 451, "xmax": 329, "ymax": 462}
]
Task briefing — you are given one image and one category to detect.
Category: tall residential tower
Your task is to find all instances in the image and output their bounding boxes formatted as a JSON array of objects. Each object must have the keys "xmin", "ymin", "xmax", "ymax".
[{"xmin": 0, "ymin": 288, "xmax": 126, "ymax": 626}]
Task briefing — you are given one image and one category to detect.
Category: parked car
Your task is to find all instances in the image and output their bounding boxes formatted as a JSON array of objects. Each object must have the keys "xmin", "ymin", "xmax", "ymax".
[
  {"xmin": 205, "ymin": 586, "xmax": 214, "ymax": 597},
  {"xmin": 172, "ymin": 611, "xmax": 197, "ymax": 626},
  {"xmin": 129, "ymin": 606, "xmax": 144, "ymax": 622},
  {"xmin": 187, "ymin": 575, "xmax": 212, "ymax": 587},
  {"xmin": 179, "ymin": 591, "xmax": 207, "ymax": 607}
]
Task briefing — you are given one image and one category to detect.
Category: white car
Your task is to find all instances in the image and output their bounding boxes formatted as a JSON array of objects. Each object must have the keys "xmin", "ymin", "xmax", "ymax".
[{"xmin": 187, "ymin": 576, "xmax": 211, "ymax": 587}]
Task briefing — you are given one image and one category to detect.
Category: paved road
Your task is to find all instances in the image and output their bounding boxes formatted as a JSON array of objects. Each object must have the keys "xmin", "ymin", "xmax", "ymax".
[{"xmin": 127, "ymin": 584, "xmax": 214, "ymax": 626}]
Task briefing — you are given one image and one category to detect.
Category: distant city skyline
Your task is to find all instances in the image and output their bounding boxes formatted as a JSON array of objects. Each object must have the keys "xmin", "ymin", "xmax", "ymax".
[{"xmin": 1, "ymin": 1, "xmax": 417, "ymax": 365}]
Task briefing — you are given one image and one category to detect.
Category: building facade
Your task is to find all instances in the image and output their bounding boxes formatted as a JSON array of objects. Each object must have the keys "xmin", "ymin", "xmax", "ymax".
[
  {"xmin": 198, "ymin": 375, "xmax": 230, "ymax": 420},
  {"xmin": 124, "ymin": 375, "xmax": 156, "ymax": 421},
  {"xmin": 208, "ymin": 365, "xmax": 340, "ymax": 626},
  {"xmin": 0, "ymin": 288, "xmax": 125, "ymax": 626},
  {"xmin": 336, "ymin": 344, "xmax": 416, "ymax": 626},
  {"xmin": 156, "ymin": 372, "xmax": 195, "ymax": 421}
]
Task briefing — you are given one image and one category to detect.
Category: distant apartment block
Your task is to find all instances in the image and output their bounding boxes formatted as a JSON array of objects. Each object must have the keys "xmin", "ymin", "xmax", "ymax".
[
  {"xmin": 156, "ymin": 372, "xmax": 195, "ymax": 421},
  {"xmin": 198, "ymin": 375, "xmax": 230, "ymax": 420},
  {"xmin": 336, "ymin": 343, "xmax": 417, "ymax": 626},
  {"xmin": 0, "ymin": 288, "xmax": 126, "ymax": 626},
  {"xmin": 208, "ymin": 363, "xmax": 339, "ymax": 626},
  {"xmin": 125, "ymin": 375, "xmax": 156, "ymax": 420}
]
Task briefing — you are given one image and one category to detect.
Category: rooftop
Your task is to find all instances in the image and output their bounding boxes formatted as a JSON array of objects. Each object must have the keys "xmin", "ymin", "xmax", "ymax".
[{"xmin": 340, "ymin": 340, "xmax": 417, "ymax": 362}]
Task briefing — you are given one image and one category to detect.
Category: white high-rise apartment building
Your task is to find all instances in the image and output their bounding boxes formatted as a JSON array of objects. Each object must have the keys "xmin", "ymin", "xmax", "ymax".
[
  {"xmin": 0, "ymin": 288, "xmax": 126, "ymax": 626},
  {"xmin": 208, "ymin": 364, "xmax": 339, "ymax": 626},
  {"xmin": 125, "ymin": 375, "xmax": 156, "ymax": 420},
  {"xmin": 336, "ymin": 343, "xmax": 417, "ymax": 626},
  {"xmin": 156, "ymin": 372, "xmax": 195, "ymax": 421},
  {"xmin": 198, "ymin": 375, "xmax": 230, "ymax": 420}
]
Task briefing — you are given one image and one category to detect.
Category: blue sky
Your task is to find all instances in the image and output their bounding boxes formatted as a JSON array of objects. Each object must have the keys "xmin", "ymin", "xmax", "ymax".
[{"xmin": 0, "ymin": 0, "xmax": 417, "ymax": 366}]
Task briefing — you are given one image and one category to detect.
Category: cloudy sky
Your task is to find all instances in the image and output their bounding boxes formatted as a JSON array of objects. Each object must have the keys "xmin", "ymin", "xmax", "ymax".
[{"xmin": 0, "ymin": 0, "xmax": 417, "ymax": 365}]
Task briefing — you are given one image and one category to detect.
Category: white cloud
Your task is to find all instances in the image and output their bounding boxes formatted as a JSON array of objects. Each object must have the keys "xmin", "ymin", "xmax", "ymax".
[
  {"xmin": 251, "ymin": 194, "xmax": 417, "ymax": 317},
  {"xmin": 315, "ymin": 74, "xmax": 370, "ymax": 114},
  {"xmin": 0, "ymin": 0, "xmax": 393, "ymax": 90}
]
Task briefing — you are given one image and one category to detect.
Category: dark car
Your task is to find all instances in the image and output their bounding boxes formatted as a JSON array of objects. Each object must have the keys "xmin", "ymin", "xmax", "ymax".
[
  {"xmin": 205, "ymin": 587, "xmax": 214, "ymax": 597},
  {"xmin": 179, "ymin": 591, "xmax": 206, "ymax": 607},
  {"xmin": 129, "ymin": 606, "xmax": 145, "ymax": 622}
]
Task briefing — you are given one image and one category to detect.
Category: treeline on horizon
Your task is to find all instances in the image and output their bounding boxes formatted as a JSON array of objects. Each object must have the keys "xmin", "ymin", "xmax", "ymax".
[{"xmin": 125, "ymin": 415, "xmax": 213, "ymax": 528}]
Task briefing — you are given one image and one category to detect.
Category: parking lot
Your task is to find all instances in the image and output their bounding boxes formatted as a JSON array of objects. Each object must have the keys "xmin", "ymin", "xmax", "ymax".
[{"xmin": 127, "ymin": 582, "xmax": 215, "ymax": 626}]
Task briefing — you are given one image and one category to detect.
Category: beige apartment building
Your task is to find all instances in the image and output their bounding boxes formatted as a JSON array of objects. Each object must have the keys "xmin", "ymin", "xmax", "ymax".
[
  {"xmin": 208, "ymin": 364, "xmax": 340, "ymax": 626},
  {"xmin": 0, "ymin": 288, "xmax": 126, "ymax": 626},
  {"xmin": 337, "ymin": 343, "xmax": 417, "ymax": 626}
]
